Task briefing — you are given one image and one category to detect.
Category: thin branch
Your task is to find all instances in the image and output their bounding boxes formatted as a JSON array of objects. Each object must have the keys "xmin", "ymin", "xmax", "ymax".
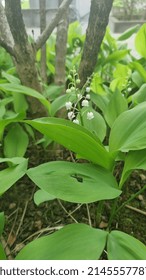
[
  {"xmin": 126, "ymin": 205, "xmax": 146, "ymax": 216},
  {"xmin": 35, "ymin": 0, "xmax": 73, "ymax": 50},
  {"xmin": 0, "ymin": 2, "xmax": 15, "ymax": 55}
]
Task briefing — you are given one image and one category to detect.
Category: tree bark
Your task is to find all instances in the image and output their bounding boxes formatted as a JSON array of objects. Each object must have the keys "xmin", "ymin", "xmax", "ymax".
[
  {"xmin": 55, "ymin": 0, "xmax": 69, "ymax": 86},
  {"xmin": 36, "ymin": 0, "xmax": 73, "ymax": 50},
  {"xmin": 0, "ymin": 0, "xmax": 72, "ymax": 117},
  {"xmin": 39, "ymin": 0, "xmax": 47, "ymax": 83},
  {"xmin": 79, "ymin": 0, "xmax": 114, "ymax": 87}
]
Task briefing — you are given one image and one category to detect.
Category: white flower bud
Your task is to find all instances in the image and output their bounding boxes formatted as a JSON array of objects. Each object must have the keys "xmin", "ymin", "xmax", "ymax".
[
  {"xmin": 87, "ymin": 112, "xmax": 94, "ymax": 120},
  {"xmin": 71, "ymin": 86, "xmax": 75, "ymax": 91},
  {"xmin": 73, "ymin": 119, "xmax": 79, "ymax": 124},
  {"xmin": 76, "ymin": 79, "xmax": 81, "ymax": 84},
  {"xmin": 68, "ymin": 111, "xmax": 75, "ymax": 120},
  {"xmin": 86, "ymin": 94, "xmax": 90, "ymax": 100},
  {"xmin": 86, "ymin": 87, "xmax": 90, "ymax": 93},
  {"xmin": 77, "ymin": 93, "xmax": 82, "ymax": 100},
  {"xmin": 82, "ymin": 99, "xmax": 89, "ymax": 107},
  {"xmin": 66, "ymin": 88, "xmax": 71, "ymax": 94},
  {"xmin": 65, "ymin": 101, "xmax": 72, "ymax": 110}
]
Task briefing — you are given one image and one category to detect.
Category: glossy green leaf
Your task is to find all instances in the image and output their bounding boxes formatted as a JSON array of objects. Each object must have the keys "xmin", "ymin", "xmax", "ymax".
[
  {"xmin": 50, "ymin": 93, "xmax": 76, "ymax": 116},
  {"xmin": 27, "ymin": 161, "xmax": 121, "ymax": 203},
  {"xmin": 0, "ymin": 83, "xmax": 50, "ymax": 112},
  {"xmin": 109, "ymin": 102, "xmax": 146, "ymax": 153},
  {"xmin": 4, "ymin": 124, "xmax": 29, "ymax": 157},
  {"xmin": 103, "ymin": 50, "xmax": 129, "ymax": 65},
  {"xmin": 0, "ymin": 244, "xmax": 6, "ymax": 260},
  {"xmin": 16, "ymin": 223, "xmax": 107, "ymax": 260},
  {"xmin": 107, "ymin": 230, "xmax": 146, "ymax": 260},
  {"xmin": 0, "ymin": 157, "xmax": 28, "ymax": 195},
  {"xmin": 135, "ymin": 23, "xmax": 146, "ymax": 58},
  {"xmin": 131, "ymin": 84, "xmax": 146, "ymax": 104},
  {"xmin": 130, "ymin": 62, "xmax": 146, "ymax": 83},
  {"xmin": 81, "ymin": 107, "xmax": 107, "ymax": 142},
  {"xmin": 26, "ymin": 118, "xmax": 114, "ymax": 170},
  {"xmin": 90, "ymin": 93, "xmax": 109, "ymax": 114},
  {"xmin": 34, "ymin": 190, "xmax": 56, "ymax": 205},
  {"xmin": 0, "ymin": 113, "xmax": 25, "ymax": 140},
  {"xmin": 0, "ymin": 212, "xmax": 5, "ymax": 236},
  {"xmin": 118, "ymin": 24, "xmax": 140, "ymax": 41},
  {"xmin": 104, "ymin": 91, "xmax": 128, "ymax": 127},
  {"xmin": 120, "ymin": 149, "xmax": 146, "ymax": 187},
  {"xmin": 2, "ymin": 71, "xmax": 20, "ymax": 84}
]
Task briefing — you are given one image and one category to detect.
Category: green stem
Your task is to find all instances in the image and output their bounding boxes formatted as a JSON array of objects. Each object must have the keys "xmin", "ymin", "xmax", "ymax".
[
  {"xmin": 116, "ymin": 184, "xmax": 146, "ymax": 214},
  {"xmin": 96, "ymin": 201, "xmax": 104, "ymax": 226},
  {"xmin": 107, "ymin": 198, "xmax": 118, "ymax": 230}
]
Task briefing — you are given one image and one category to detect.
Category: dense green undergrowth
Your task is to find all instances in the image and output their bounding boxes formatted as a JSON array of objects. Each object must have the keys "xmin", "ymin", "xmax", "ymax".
[{"xmin": 1, "ymin": 23, "xmax": 146, "ymax": 260}]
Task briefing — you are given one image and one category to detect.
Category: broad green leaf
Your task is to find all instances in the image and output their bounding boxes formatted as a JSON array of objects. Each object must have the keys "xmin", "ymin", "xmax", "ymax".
[
  {"xmin": 90, "ymin": 93, "xmax": 109, "ymax": 114},
  {"xmin": 118, "ymin": 25, "xmax": 140, "ymax": 41},
  {"xmin": 2, "ymin": 71, "xmax": 20, "ymax": 84},
  {"xmin": 120, "ymin": 149, "xmax": 146, "ymax": 187},
  {"xmin": 130, "ymin": 62, "xmax": 146, "ymax": 83},
  {"xmin": 107, "ymin": 230, "xmax": 146, "ymax": 260},
  {"xmin": 109, "ymin": 102, "xmax": 146, "ymax": 153},
  {"xmin": 131, "ymin": 84, "xmax": 146, "ymax": 104},
  {"xmin": 34, "ymin": 190, "xmax": 56, "ymax": 206},
  {"xmin": 91, "ymin": 73, "xmax": 104, "ymax": 95},
  {"xmin": 104, "ymin": 91, "xmax": 128, "ymax": 127},
  {"xmin": 132, "ymin": 71, "xmax": 144, "ymax": 88},
  {"xmin": 0, "ymin": 83, "xmax": 50, "ymax": 113},
  {"xmin": 81, "ymin": 107, "xmax": 107, "ymax": 142},
  {"xmin": 50, "ymin": 93, "xmax": 76, "ymax": 116},
  {"xmin": 103, "ymin": 50, "xmax": 129, "ymax": 65},
  {"xmin": 0, "ymin": 244, "xmax": 6, "ymax": 260},
  {"xmin": 13, "ymin": 93, "xmax": 28, "ymax": 114},
  {"xmin": 0, "ymin": 113, "xmax": 25, "ymax": 140},
  {"xmin": 113, "ymin": 64, "xmax": 131, "ymax": 79},
  {"xmin": 16, "ymin": 223, "xmax": 107, "ymax": 260},
  {"xmin": 27, "ymin": 161, "xmax": 121, "ymax": 203},
  {"xmin": 0, "ymin": 212, "xmax": 5, "ymax": 236},
  {"xmin": 26, "ymin": 118, "xmax": 114, "ymax": 170},
  {"xmin": 4, "ymin": 124, "xmax": 29, "ymax": 158},
  {"xmin": 0, "ymin": 157, "xmax": 28, "ymax": 195},
  {"xmin": 135, "ymin": 23, "xmax": 146, "ymax": 58}
]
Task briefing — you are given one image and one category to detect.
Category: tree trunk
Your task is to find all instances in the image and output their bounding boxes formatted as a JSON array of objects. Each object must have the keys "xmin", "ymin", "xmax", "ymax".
[
  {"xmin": 39, "ymin": 0, "xmax": 47, "ymax": 83},
  {"xmin": 5, "ymin": 0, "xmax": 46, "ymax": 117},
  {"xmin": 79, "ymin": 0, "xmax": 114, "ymax": 87},
  {"xmin": 0, "ymin": 0, "xmax": 72, "ymax": 117},
  {"xmin": 54, "ymin": 0, "xmax": 69, "ymax": 119},
  {"xmin": 55, "ymin": 0, "xmax": 69, "ymax": 86}
]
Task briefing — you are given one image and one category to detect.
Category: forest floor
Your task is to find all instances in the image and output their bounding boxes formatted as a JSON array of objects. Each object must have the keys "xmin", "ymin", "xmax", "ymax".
[{"xmin": 0, "ymin": 144, "xmax": 146, "ymax": 259}]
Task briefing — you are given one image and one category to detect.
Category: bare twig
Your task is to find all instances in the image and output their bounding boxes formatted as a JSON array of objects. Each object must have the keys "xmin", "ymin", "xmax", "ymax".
[
  {"xmin": 57, "ymin": 199, "xmax": 78, "ymax": 223},
  {"xmin": 35, "ymin": 0, "xmax": 73, "ymax": 50},
  {"xmin": 15, "ymin": 201, "xmax": 29, "ymax": 237},
  {"xmin": 86, "ymin": 204, "xmax": 92, "ymax": 226},
  {"xmin": 126, "ymin": 205, "xmax": 146, "ymax": 216}
]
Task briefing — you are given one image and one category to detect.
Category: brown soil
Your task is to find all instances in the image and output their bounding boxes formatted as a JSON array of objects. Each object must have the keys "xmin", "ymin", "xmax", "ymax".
[{"xmin": 0, "ymin": 144, "xmax": 146, "ymax": 259}]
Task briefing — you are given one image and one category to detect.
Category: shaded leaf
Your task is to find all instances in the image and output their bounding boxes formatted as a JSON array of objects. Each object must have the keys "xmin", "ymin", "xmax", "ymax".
[
  {"xmin": 109, "ymin": 102, "xmax": 146, "ymax": 153},
  {"xmin": 34, "ymin": 190, "xmax": 56, "ymax": 205},
  {"xmin": 26, "ymin": 118, "xmax": 114, "ymax": 170},
  {"xmin": 0, "ymin": 157, "xmax": 28, "ymax": 195},
  {"xmin": 27, "ymin": 161, "xmax": 121, "ymax": 204},
  {"xmin": 16, "ymin": 223, "xmax": 107, "ymax": 260},
  {"xmin": 107, "ymin": 230, "xmax": 146, "ymax": 260}
]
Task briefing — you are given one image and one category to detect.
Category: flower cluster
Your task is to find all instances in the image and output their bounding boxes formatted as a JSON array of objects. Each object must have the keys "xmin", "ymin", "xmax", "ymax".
[{"xmin": 65, "ymin": 68, "xmax": 94, "ymax": 124}]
